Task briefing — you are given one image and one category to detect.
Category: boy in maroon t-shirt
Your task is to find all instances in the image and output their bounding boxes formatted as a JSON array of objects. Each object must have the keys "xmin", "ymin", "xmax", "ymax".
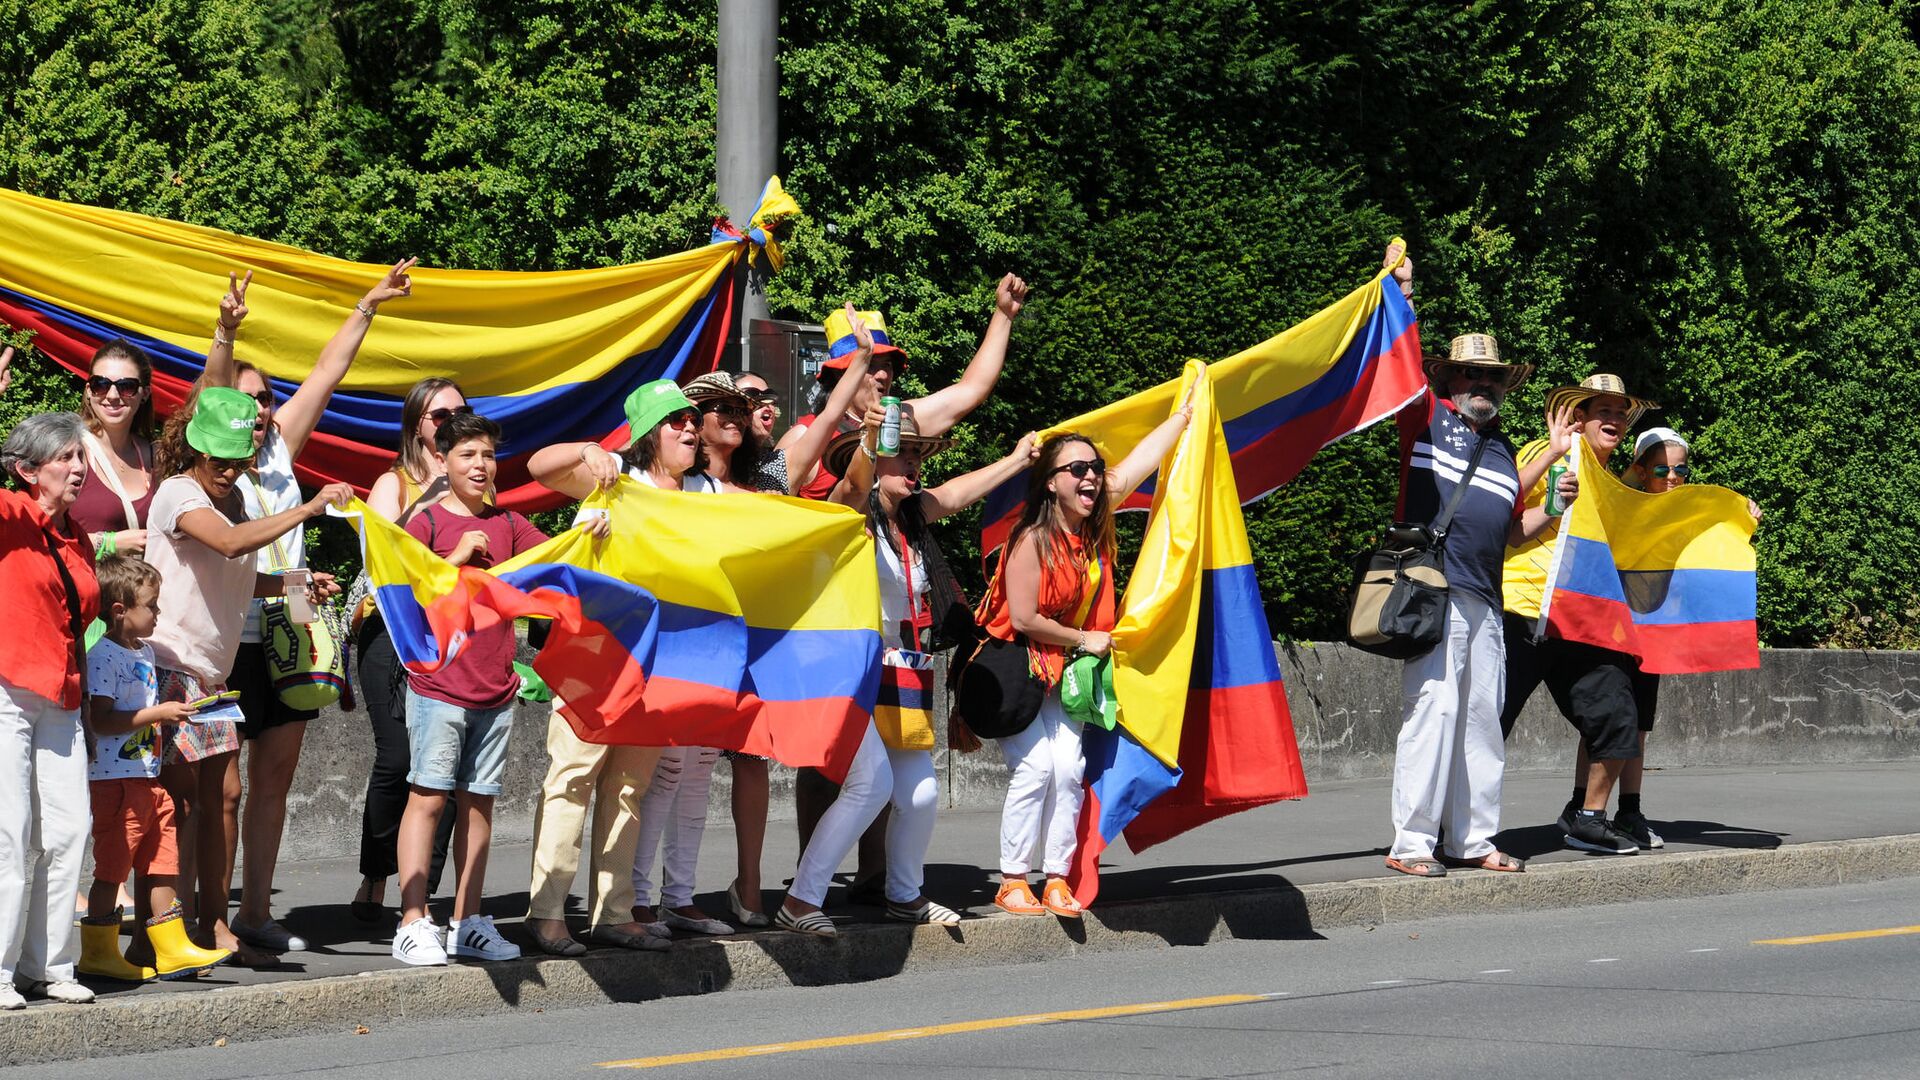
[{"xmin": 389, "ymin": 412, "xmax": 567, "ymax": 966}]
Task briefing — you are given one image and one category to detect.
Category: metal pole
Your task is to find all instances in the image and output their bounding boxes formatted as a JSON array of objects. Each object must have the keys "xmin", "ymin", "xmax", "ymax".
[{"xmin": 717, "ymin": 0, "xmax": 778, "ymax": 366}]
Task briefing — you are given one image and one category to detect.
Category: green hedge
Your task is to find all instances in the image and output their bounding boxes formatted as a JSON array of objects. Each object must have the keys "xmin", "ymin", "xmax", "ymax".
[{"xmin": 3, "ymin": 0, "xmax": 1915, "ymax": 646}]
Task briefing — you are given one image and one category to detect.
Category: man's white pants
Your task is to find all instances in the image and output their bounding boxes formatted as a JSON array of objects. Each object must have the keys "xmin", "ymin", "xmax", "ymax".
[
  {"xmin": 1390, "ymin": 594, "xmax": 1506, "ymax": 861},
  {"xmin": 631, "ymin": 746, "xmax": 720, "ymax": 909},
  {"xmin": 997, "ymin": 693, "xmax": 1084, "ymax": 877},
  {"xmin": 790, "ymin": 723, "xmax": 891, "ymax": 907},
  {"xmin": 0, "ymin": 679, "xmax": 88, "ymax": 985}
]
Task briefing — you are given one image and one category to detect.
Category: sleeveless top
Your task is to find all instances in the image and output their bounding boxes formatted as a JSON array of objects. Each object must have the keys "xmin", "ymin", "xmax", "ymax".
[
  {"xmin": 982, "ymin": 530, "xmax": 1116, "ymax": 687},
  {"xmin": 70, "ymin": 434, "xmax": 155, "ymax": 538}
]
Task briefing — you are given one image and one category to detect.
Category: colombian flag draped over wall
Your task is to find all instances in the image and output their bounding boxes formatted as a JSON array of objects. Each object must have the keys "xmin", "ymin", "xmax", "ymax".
[
  {"xmin": 1068, "ymin": 362, "xmax": 1308, "ymax": 905},
  {"xmin": 980, "ymin": 254, "xmax": 1425, "ymax": 553},
  {"xmin": 0, "ymin": 182, "xmax": 798, "ymax": 511},
  {"xmin": 334, "ymin": 478, "xmax": 880, "ymax": 778},
  {"xmin": 1541, "ymin": 439, "xmax": 1759, "ymax": 674}
]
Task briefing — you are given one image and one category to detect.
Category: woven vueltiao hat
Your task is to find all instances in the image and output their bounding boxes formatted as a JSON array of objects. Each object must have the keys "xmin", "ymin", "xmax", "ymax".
[
  {"xmin": 1543, "ymin": 373, "xmax": 1658, "ymax": 430},
  {"xmin": 681, "ymin": 370, "xmax": 754, "ymax": 412},
  {"xmin": 819, "ymin": 307, "xmax": 906, "ymax": 376},
  {"xmin": 823, "ymin": 410, "xmax": 950, "ymax": 479},
  {"xmin": 1423, "ymin": 332, "xmax": 1534, "ymax": 390}
]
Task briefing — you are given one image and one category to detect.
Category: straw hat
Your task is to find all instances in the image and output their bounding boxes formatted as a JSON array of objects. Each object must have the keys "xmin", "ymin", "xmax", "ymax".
[
  {"xmin": 681, "ymin": 370, "xmax": 754, "ymax": 412},
  {"xmin": 1422, "ymin": 333, "xmax": 1534, "ymax": 390},
  {"xmin": 823, "ymin": 411, "xmax": 951, "ymax": 479},
  {"xmin": 1543, "ymin": 373, "xmax": 1658, "ymax": 430}
]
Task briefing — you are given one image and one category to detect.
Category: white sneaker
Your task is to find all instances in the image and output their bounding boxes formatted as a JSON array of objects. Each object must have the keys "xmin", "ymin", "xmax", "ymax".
[
  {"xmin": 392, "ymin": 917, "xmax": 448, "ymax": 966},
  {"xmin": 21, "ymin": 978, "xmax": 94, "ymax": 1004},
  {"xmin": 0, "ymin": 985, "xmax": 21, "ymax": 1010},
  {"xmin": 448, "ymin": 915, "xmax": 520, "ymax": 962}
]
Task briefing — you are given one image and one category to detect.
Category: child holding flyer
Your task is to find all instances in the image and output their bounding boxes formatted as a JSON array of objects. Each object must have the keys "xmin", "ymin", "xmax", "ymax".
[{"xmin": 79, "ymin": 555, "xmax": 232, "ymax": 981}]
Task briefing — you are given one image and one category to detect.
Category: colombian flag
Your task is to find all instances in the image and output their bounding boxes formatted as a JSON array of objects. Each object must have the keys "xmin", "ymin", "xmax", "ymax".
[
  {"xmin": 1068, "ymin": 363, "xmax": 1308, "ymax": 905},
  {"xmin": 980, "ymin": 251, "xmax": 1424, "ymax": 553},
  {"xmin": 1541, "ymin": 439, "xmax": 1759, "ymax": 674},
  {"xmin": 0, "ymin": 182, "xmax": 797, "ymax": 511},
  {"xmin": 335, "ymin": 479, "xmax": 880, "ymax": 777}
]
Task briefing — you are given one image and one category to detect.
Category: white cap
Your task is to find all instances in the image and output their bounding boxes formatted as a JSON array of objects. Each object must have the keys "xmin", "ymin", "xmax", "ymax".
[{"xmin": 1633, "ymin": 426, "xmax": 1690, "ymax": 460}]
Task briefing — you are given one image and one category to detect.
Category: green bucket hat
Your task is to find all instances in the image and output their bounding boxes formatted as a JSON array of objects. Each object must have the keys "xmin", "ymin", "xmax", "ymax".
[
  {"xmin": 1060, "ymin": 653, "xmax": 1118, "ymax": 731},
  {"xmin": 186, "ymin": 386, "xmax": 261, "ymax": 460},
  {"xmin": 623, "ymin": 378, "xmax": 697, "ymax": 440}
]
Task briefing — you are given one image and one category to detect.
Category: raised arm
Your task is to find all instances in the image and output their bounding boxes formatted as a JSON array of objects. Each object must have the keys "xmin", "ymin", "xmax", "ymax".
[
  {"xmin": 789, "ymin": 306, "xmax": 876, "ymax": 494},
  {"xmin": 530, "ymin": 441, "xmax": 623, "ymax": 502},
  {"xmin": 1105, "ymin": 378, "xmax": 1198, "ymax": 505},
  {"xmin": 272, "ymin": 259, "xmax": 417, "ymax": 459},
  {"xmin": 906, "ymin": 273, "xmax": 1026, "ymax": 437},
  {"xmin": 204, "ymin": 270, "xmax": 252, "ymax": 390},
  {"xmin": 0, "ymin": 344, "xmax": 13, "ymax": 397},
  {"xmin": 174, "ymin": 482, "xmax": 353, "ymax": 560},
  {"xmin": 826, "ymin": 405, "xmax": 881, "ymax": 510},
  {"xmin": 921, "ymin": 432, "xmax": 1038, "ymax": 523}
]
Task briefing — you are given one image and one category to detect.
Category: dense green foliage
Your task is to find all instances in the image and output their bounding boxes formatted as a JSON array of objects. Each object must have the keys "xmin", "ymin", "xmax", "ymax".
[{"xmin": 2, "ymin": 0, "xmax": 1915, "ymax": 646}]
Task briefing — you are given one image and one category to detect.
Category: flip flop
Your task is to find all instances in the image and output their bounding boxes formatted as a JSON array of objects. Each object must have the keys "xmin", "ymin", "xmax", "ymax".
[
  {"xmin": 1384, "ymin": 856, "xmax": 1448, "ymax": 878},
  {"xmin": 1439, "ymin": 851, "xmax": 1525, "ymax": 873}
]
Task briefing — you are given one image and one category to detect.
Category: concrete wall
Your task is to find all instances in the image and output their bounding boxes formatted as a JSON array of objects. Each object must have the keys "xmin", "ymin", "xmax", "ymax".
[{"xmin": 271, "ymin": 641, "xmax": 1920, "ymax": 863}]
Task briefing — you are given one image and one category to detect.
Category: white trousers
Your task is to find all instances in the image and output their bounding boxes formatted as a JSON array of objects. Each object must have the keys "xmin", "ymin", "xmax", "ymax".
[
  {"xmin": 790, "ymin": 724, "xmax": 891, "ymax": 907},
  {"xmin": 0, "ymin": 680, "xmax": 89, "ymax": 984},
  {"xmin": 997, "ymin": 693, "xmax": 1084, "ymax": 877},
  {"xmin": 1391, "ymin": 593, "xmax": 1507, "ymax": 861},
  {"xmin": 883, "ymin": 747, "xmax": 938, "ymax": 904},
  {"xmin": 630, "ymin": 746, "xmax": 720, "ymax": 909}
]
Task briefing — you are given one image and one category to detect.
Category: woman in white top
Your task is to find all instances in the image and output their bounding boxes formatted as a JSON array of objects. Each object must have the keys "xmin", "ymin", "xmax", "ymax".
[
  {"xmin": 199, "ymin": 261, "xmax": 416, "ymax": 956},
  {"xmin": 775, "ymin": 410, "xmax": 1037, "ymax": 936},
  {"xmin": 519, "ymin": 379, "xmax": 705, "ymax": 955}
]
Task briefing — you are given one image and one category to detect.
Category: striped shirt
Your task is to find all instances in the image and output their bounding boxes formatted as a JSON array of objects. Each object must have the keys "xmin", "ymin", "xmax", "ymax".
[{"xmin": 1395, "ymin": 392, "xmax": 1523, "ymax": 607}]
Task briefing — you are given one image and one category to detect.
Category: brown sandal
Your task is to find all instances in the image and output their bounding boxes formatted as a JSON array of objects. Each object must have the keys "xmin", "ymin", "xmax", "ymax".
[
  {"xmin": 1384, "ymin": 856, "xmax": 1448, "ymax": 878},
  {"xmin": 1439, "ymin": 851, "xmax": 1525, "ymax": 873}
]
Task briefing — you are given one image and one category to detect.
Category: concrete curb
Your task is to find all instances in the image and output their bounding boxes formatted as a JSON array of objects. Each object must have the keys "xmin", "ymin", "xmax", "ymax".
[{"xmin": 8, "ymin": 833, "xmax": 1920, "ymax": 1065}]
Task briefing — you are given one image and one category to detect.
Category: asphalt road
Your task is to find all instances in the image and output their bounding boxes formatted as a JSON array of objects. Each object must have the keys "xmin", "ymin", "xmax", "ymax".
[{"xmin": 11, "ymin": 877, "xmax": 1919, "ymax": 1079}]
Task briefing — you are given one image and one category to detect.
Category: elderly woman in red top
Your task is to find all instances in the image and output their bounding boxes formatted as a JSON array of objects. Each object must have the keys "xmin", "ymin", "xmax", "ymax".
[
  {"xmin": 980, "ymin": 392, "xmax": 1193, "ymax": 919},
  {"xmin": 0, "ymin": 403, "xmax": 103, "ymax": 1007}
]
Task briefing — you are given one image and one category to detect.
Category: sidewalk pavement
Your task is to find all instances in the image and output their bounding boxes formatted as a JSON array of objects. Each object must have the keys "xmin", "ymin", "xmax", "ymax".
[{"xmin": 59, "ymin": 761, "xmax": 1914, "ymax": 1001}]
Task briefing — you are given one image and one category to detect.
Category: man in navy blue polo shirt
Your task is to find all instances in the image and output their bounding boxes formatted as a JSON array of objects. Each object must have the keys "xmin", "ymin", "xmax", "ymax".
[{"xmin": 1380, "ymin": 245, "xmax": 1565, "ymax": 877}]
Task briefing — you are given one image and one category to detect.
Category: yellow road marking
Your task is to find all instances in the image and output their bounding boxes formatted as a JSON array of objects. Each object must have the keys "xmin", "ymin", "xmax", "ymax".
[
  {"xmin": 1754, "ymin": 924, "xmax": 1920, "ymax": 946},
  {"xmin": 596, "ymin": 993, "xmax": 1267, "ymax": 1070}
]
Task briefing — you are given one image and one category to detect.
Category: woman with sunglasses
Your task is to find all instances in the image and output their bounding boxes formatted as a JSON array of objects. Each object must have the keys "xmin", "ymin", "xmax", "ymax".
[
  {"xmin": 199, "ymin": 262, "xmax": 416, "ymax": 957},
  {"xmin": 71, "ymin": 340, "xmax": 161, "ymax": 561},
  {"xmin": 732, "ymin": 371, "xmax": 781, "ymax": 449},
  {"xmin": 517, "ymin": 380, "xmax": 707, "ymax": 955},
  {"xmin": 979, "ymin": 399, "xmax": 1193, "ymax": 919},
  {"xmin": 774, "ymin": 413, "xmax": 1038, "ymax": 936},
  {"xmin": 353, "ymin": 375, "xmax": 475, "ymax": 925},
  {"xmin": 144, "ymin": 386, "xmax": 353, "ymax": 964}
]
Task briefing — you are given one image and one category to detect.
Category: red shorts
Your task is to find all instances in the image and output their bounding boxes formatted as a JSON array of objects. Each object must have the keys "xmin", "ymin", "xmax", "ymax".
[{"xmin": 89, "ymin": 777, "xmax": 179, "ymax": 881}]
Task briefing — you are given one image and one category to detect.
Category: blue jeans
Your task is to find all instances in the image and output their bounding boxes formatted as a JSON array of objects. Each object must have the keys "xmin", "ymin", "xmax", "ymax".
[{"xmin": 404, "ymin": 688, "xmax": 514, "ymax": 796}]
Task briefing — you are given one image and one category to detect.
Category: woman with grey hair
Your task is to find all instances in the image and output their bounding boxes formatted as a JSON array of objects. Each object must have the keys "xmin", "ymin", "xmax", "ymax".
[{"xmin": 0, "ymin": 406, "xmax": 102, "ymax": 1007}]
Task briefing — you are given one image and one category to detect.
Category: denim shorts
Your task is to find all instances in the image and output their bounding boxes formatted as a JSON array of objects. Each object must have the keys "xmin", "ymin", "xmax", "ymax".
[{"xmin": 404, "ymin": 687, "xmax": 515, "ymax": 796}]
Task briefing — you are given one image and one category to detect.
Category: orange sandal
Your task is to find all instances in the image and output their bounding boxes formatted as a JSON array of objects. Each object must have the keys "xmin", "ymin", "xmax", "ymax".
[
  {"xmin": 1041, "ymin": 878, "xmax": 1084, "ymax": 919},
  {"xmin": 994, "ymin": 880, "xmax": 1047, "ymax": 917}
]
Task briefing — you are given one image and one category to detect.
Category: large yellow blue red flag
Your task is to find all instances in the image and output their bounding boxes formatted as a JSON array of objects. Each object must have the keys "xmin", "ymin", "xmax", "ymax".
[
  {"xmin": 334, "ymin": 479, "xmax": 881, "ymax": 777},
  {"xmin": 1541, "ymin": 439, "xmax": 1759, "ymax": 673},
  {"xmin": 980, "ymin": 251, "xmax": 1424, "ymax": 552},
  {"xmin": 0, "ymin": 182, "xmax": 797, "ymax": 510},
  {"xmin": 1068, "ymin": 362, "xmax": 1309, "ymax": 904}
]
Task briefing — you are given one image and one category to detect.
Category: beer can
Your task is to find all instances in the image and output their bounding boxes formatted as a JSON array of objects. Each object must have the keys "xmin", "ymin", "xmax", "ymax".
[
  {"xmin": 1545, "ymin": 462, "xmax": 1569, "ymax": 517},
  {"xmin": 877, "ymin": 396, "xmax": 902, "ymax": 457}
]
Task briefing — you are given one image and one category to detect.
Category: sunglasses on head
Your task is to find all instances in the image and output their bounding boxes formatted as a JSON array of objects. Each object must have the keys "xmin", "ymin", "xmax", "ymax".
[
  {"xmin": 87, "ymin": 376, "xmax": 145, "ymax": 396},
  {"xmin": 1051, "ymin": 459, "xmax": 1106, "ymax": 481},
  {"xmin": 1649, "ymin": 464, "xmax": 1691, "ymax": 479},
  {"xmin": 425, "ymin": 405, "xmax": 474, "ymax": 423},
  {"xmin": 745, "ymin": 390, "xmax": 780, "ymax": 405}
]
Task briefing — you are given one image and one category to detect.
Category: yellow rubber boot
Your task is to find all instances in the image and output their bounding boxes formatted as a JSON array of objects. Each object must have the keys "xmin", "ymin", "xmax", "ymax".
[
  {"xmin": 147, "ymin": 912, "xmax": 232, "ymax": 981},
  {"xmin": 77, "ymin": 920, "xmax": 155, "ymax": 982}
]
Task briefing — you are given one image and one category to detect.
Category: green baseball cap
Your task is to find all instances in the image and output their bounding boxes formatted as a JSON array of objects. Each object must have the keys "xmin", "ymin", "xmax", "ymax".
[
  {"xmin": 1060, "ymin": 653, "xmax": 1118, "ymax": 731},
  {"xmin": 186, "ymin": 386, "xmax": 261, "ymax": 460},
  {"xmin": 623, "ymin": 378, "xmax": 697, "ymax": 441}
]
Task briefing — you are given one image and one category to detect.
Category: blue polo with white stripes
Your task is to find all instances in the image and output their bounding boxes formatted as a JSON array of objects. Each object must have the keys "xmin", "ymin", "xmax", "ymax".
[{"xmin": 1395, "ymin": 391, "xmax": 1524, "ymax": 607}]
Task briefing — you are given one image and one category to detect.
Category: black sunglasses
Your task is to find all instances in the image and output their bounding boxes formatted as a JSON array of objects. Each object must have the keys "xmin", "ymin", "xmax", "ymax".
[
  {"xmin": 1649, "ymin": 464, "xmax": 1692, "ymax": 479},
  {"xmin": 208, "ymin": 455, "xmax": 253, "ymax": 472},
  {"xmin": 248, "ymin": 390, "xmax": 275, "ymax": 407},
  {"xmin": 700, "ymin": 400, "xmax": 748, "ymax": 417},
  {"xmin": 87, "ymin": 376, "xmax": 145, "ymax": 396},
  {"xmin": 1051, "ymin": 459, "xmax": 1106, "ymax": 481},
  {"xmin": 425, "ymin": 405, "xmax": 474, "ymax": 423}
]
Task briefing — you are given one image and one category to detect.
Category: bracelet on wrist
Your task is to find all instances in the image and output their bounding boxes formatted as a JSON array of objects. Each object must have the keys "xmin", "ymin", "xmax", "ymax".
[
  {"xmin": 213, "ymin": 328, "xmax": 234, "ymax": 347},
  {"xmin": 356, "ymin": 301, "xmax": 377, "ymax": 320}
]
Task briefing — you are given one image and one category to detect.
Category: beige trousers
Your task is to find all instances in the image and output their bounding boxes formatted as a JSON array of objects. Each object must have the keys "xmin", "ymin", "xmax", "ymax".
[{"xmin": 526, "ymin": 705, "xmax": 662, "ymax": 925}]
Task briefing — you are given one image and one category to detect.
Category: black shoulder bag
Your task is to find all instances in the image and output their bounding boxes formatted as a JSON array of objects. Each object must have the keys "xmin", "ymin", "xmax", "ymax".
[{"xmin": 1345, "ymin": 432, "xmax": 1493, "ymax": 659}]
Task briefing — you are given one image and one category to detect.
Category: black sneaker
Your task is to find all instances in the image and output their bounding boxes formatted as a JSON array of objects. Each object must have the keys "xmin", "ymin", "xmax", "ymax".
[
  {"xmin": 1556, "ymin": 801, "xmax": 1580, "ymax": 836},
  {"xmin": 1564, "ymin": 811, "xmax": 1640, "ymax": 855},
  {"xmin": 1613, "ymin": 809, "xmax": 1665, "ymax": 849}
]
